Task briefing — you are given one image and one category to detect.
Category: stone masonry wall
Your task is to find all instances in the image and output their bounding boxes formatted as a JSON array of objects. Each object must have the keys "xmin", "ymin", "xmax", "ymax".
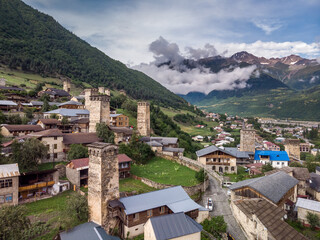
[
  {"xmin": 240, "ymin": 129, "xmax": 255, "ymax": 152},
  {"xmin": 137, "ymin": 102, "xmax": 150, "ymax": 136}
]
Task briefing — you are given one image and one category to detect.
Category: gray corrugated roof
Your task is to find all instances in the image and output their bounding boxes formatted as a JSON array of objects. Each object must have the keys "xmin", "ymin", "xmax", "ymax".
[
  {"xmin": 196, "ymin": 145, "xmax": 237, "ymax": 157},
  {"xmin": 310, "ymin": 173, "xmax": 320, "ymax": 192},
  {"xmin": 149, "ymin": 212, "xmax": 202, "ymax": 240},
  {"xmin": 0, "ymin": 163, "xmax": 20, "ymax": 178},
  {"xmin": 295, "ymin": 198, "xmax": 320, "ymax": 212},
  {"xmin": 44, "ymin": 108, "xmax": 89, "ymax": 117},
  {"xmin": 58, "ymin": 101, "xmax": 82, "ymax": 106},
  {"xmin": 163, "ymin": 147, "xmax": 184, "ymax": 153},
  {"xmin": 229, "ymin": 171, "xmax": 299, "ymax": 204},
  {"xmin": 119, "ymin": 186, "xmax": 205, "ymax": 215},
  {"xmin": 140, "ymin": 137, "xmax": 178, "ymax": 146},
  {"xmin": 59, "ymin": 221, "xmax": 120, "ymax": 240},
  {"xmin": 224, "ymin": 147, "xmax": 253, "ymax": 158},
  {"xmin": 0, "ymin": 100, "xmax": 17, "ymax": 106},
  {"xmin": 146, "ymin": 141, "xmax": 163, "ymax": 147}
]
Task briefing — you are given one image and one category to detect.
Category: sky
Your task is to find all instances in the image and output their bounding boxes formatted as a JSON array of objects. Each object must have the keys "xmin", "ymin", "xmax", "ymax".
[{"xmin": 23, "ymin": 0, "xmax": 320, "ymax": 94}]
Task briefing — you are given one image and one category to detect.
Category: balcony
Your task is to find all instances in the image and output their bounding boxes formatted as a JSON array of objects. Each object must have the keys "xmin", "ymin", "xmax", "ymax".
[
  {"xmin": 206, "ymin": 161, "xmax": 230, "ymax": 166},
  {"xmin": 19, "ymin": 181, "xmax": 55, "ymax": 192}
]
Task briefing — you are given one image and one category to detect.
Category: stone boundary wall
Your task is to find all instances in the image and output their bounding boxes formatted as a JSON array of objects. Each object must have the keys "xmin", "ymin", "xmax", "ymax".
[{"xmin": 132, "ymin": 175, "xmax": 209, "ymax": 196}]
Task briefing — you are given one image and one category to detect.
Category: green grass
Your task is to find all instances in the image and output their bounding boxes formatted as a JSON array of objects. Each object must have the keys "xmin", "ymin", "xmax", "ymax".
[
  {"xmin": 37, "ymin": 161, "xmax": 68, "ymax": 172},
  {"xmin": 0, "ymin": 67, "xmax": 88, "ymax": 95},
  {"xmin": 119, "ymin": 177, "xmax": 156, "ymax": 194},
  {"xmin": 131, "ymin": 157, "xmax": 200, "ymax": 187}
]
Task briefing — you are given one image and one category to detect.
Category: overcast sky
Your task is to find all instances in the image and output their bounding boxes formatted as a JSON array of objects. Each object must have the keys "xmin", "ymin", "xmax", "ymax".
[
  {"xmin": 23, "ymin": 0, "xmax": 320, "ymax": 94},
  {"xmin": 23, "ymin": 0, "xmax": 320, "ymax": 65}
]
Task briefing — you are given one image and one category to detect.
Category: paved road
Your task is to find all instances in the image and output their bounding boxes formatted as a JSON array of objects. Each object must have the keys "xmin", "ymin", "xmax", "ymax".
[{"xmin": 201, "ymin": 176, "xmax": 247, "ymax": 240}]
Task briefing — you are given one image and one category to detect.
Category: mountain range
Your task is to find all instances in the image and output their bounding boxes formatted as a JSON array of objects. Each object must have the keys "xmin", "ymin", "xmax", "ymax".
[{"xmin": 0, "ymin": 0, "xmax": 187, "ymax": 109}]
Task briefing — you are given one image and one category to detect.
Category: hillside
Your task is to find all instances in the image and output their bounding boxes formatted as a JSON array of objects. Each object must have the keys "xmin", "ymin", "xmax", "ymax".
[{"xmin": 0, "ymin": 0, "xmax": 186, "ymax": 108}]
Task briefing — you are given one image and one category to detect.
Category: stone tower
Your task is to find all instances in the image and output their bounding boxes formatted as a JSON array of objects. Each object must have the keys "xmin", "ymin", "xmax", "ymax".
[
  {"xmin": 285, "ymin": 139, "xmax": 300, "ymax": 159},
  {"xmin": 240, "ymin": 128, "xmax": 256, "ymax": 152},
  {"xmin": 87, "ymin": 142, "xmax": 119, "ymax": 233},
  {"xmin": 88, "ymin": 92, "xmax": 110, "ymax": 132},
  {"xmin": 63, "ymin": 79, "xmax": 71, "ymax": 93},
  {"xmin": 137, "ymin": 102, "xmax": 150, "ymax": 136}
]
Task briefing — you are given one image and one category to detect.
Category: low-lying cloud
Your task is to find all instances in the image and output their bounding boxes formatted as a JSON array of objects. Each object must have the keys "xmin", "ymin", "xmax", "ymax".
[{"xmin": 133, "ymin": 37, "xmax": 257, "ymax": 95}]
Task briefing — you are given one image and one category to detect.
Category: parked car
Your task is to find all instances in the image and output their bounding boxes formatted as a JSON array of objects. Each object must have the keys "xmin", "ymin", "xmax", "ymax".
[{"xmin": 206, "ymin": 198, "xmax": 213, "ymax": 211}]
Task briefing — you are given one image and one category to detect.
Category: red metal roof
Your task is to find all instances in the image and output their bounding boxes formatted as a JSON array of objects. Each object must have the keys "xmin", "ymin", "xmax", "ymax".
[
  {"xmin": 69, "ymin": 158, "xmax": 89, "ymax": 169},
  {"xmin": 117, "ymin": 154, "xmax": 132, "ymax": 163}
]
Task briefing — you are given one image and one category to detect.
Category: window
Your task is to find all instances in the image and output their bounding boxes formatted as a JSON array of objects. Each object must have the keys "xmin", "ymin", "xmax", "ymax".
[
  {"xmin": 47, "ymin": 154, "xmax": 50, "ymax": 159},
  {"xmin": 160, "ymin": 206, "xmax": 165, "ymax": 214},
  {"xmin": 54, "ymin": 136, "xmax": 57, "ymax": 140},
  {"xmin": 147, "ymin": 210, "xmax": 153, "ymax": 217},
  {"xmin": 0, "ymin": 196, "xmax": 4, "ymax": 204},
  {"xmin": 54, "ymin": 144, "xmax": 57, "ymax": 149},
  {"xmin": 0, "ymin": 179, "xmax": 12, "ymax": 188},
  {"xmin": 5, "ymin": 194, "xmax": 12, "ymax": 203},
  {"xmin": 133, "ymin": 213, "xmax": 139, "ymax": 221},
  {"xmin": 54, "ymin": 153, "xmax": 58, "ymax": 159},
  {"xmin": 277, "ymin": 162, "xmax": 280, "ymax": 165}
]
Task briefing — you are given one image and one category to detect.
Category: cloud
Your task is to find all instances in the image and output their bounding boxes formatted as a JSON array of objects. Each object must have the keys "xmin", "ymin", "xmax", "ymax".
[
  {"xmin": 252, "ymin": 19, "xmax": 282, "ymax": 35},
  {"xmin": 133, "ymin": 37, "xmax": 257, "ymax": 95},
  {"xmin": 185, "ymin": 44, "xmax": 219, "ymax": 60},
  {"xmin": 133, "ymin": 64, "xmax": 257, "ymax": 95},
  {"xmin": 317, "ymin": 57, "xmax": 320, "ymax": 64}
]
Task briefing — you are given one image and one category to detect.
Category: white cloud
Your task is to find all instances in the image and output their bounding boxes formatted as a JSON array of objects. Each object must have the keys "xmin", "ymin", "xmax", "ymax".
[
  {"xmin": 317, "ymin": 57, "xmax": 320, "ymax": 64},
  {"xmin": 310, "ymin": 76, "xmax": 319, "ymax": 84},
  {"xmin": 252, "ymin": 19, "xmax": 283, "ymax": 35},
  {"xmin": 133, "ymin": 63, "xmax": 257, "ymax": 95}
]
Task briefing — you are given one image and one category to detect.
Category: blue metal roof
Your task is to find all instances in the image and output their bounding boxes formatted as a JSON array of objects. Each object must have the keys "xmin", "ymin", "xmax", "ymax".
[
  {"xmin": 149, "ymin": 212, "xmax": 202, "ymax": 240},
  {"xmin": 254, "ymin": 150, "xmax": 290, "ymax": 161},
  {"xmin": 44, "ymin": 108, "xmax": 89, "ymax": 117},
  {"xmin": 119, "ymin": 186, "xmax": 206, "ymax": 215}
]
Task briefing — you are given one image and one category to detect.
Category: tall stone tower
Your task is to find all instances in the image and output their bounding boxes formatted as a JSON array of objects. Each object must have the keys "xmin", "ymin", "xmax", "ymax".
[
  {"xmin": 285, "ymin": 139, "xmax": 300, "ymax": 159},
  {"xmin": 87, "ymin": 142, "xmax": 119, "ymax": 233},
  {"xmin": 240, "ymin": 128, "xmax": 256, "ymax": 152},
  {"xmin": 137, "ymin": 102, "xmax": 150, "ymax": 136},
  {"xmin": 63, "ymin": 79, "xmax": 71, "ymax": 93},
  {"xmin": 88, "ymin": 92, "xmax": 110, "ymax": 132}
]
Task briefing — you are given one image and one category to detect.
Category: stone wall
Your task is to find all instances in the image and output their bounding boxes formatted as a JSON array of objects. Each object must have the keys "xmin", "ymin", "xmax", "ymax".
[
  {"xmin": 240, "ymin": 129, "xmax": 255, "ymax": 152},
  {"xmin": 285, "ymin": 139, "xmax": 301, "ymax": 159},
  {"xmin": 131, "ymin": 175, "xmax": 209, "ymax": 196},
  {"xmin": 66, "ymin": 167, "xmax": 80, "ymax": 187},
  {"xmin": 55, "ymin": 164, "xmax": 66, "ymax": 178},
  {"xmin": 137, "ymin": 102, "xmax": 150, "ymax": 136}
]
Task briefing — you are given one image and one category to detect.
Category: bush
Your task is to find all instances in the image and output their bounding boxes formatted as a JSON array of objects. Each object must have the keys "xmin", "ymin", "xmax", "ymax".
[
  {"xmin": 67, "ymin": 144, "xmax": 89, "ymax": 161},
  {"xmin": 195, "ymin": 168, "xmax": 207, "ymax": 182}
]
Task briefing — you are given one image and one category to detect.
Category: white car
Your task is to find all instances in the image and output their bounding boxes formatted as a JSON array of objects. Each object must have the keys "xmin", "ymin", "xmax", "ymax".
[{"xmin": 207, "ymin": 198, "xmax": 213, "ymax": 211}]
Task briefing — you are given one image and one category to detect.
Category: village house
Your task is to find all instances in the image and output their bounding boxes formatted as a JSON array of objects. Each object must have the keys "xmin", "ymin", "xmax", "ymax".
[
  {"xmin": 192, "ymin": 135, "xmax": 204, "ymax": 142},
  {"xmin": 246, "ymin": 163, "xmax": 263, "ymax": 175},
  {"xmin": 196, "ymin": 145, "xmax": 237, "ymax": 173},
  {"xmin": 265, "ymin": 167, "xmax": 310, "ymax": 196},
  {"xmin": 254, "ymin": 150, "xmax": 290, "ymax": 168},
  {"xmin": 263, "ymin": 141, "xmax": 280, "ymax": 151},
  {"xmin": 70, "ymin": 118, "xmax": 89, "ymax": 133},
  {"xmin": 295, "ymin": 198, "xmax": 320, "ymax": 226},
  {"xmin": 229, "ymin": 171, "xmax": 298, "ymax": 209},
  {"xmin": 141, "ymin": 137, "xmax": 184, "ymax": 157},
  {"xmin": 37, "ymin": 119, "xmax": 60, "ymax": 130},
  {"xmin": 70, "ymin": 95, "xmax": 85, "ymax": 103},
  {"xmin": 307, "ymin": 172, "xmax": 320, "ymax": 201},
  {"xmin": 66, "ymin": 154, "xmax": 132, "ymax": 188},
  {"xmin": 311, "ymin": 148, "xmax": 320, "ymax": 156},
  {"xmin": 22, "ymin": 100, "xmax": 59, "ymax": 111},
  {"xmin": 58, "ymin": 100, "xmax": 84, "ymax": 109},
  {"xmin": 144, "ymin": 212, "xmax": 203, "ymax": 240},
  {"xmin": 62, "ymin": 132, "xmax": 101, "ymax": 153},
  {"xmin": 0, "ymin": 100, "xmax": 19, "ymax": 112},
  {"xmin": 0, "ymin": 163, "xmax": 20, "ymax": 207},
  {"xmin": 232, "ymin": 198, "xmax": 307, "ymax": 240},
  {"xmin": 38, "ymin": 88, "xmax": 70, "ymax": 100},
  {"xmin": 109, "ymin": 114, "xmax": 129, "ymax": 127},
  {"xmin": 109, "ymin": 186, "xmax": 209, "ymax": 238},
  {"xmin": 0, "ymin": 78, "xmax": 6, "ymax": 86},
  {"xmin": 43, "ymin": 108, "xmax": 90, "ymax": 121},
  {"xmin": 109, "ymin": 126, "xmax": 133, "ymax": 144},
  {"xmin": 1, "ymin": 124, "xmax": 43, "ymax": 137},
  {"xmin": 19, "ymin": 168, "xmax": 59, "ymax": 201}
]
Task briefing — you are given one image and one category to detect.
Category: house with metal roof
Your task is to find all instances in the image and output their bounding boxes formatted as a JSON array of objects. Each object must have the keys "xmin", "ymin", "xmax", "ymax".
[
  {"xmin": 144, "ymin": 212, "xmax": 203, "ymax": 240},
  {"xmin": 109, "ymin": 186, "xmax": 208, "ymax": 238},
  {"xmin": 58, "ymin": 100, "xmax": 83, "ymax": 109},
  {"xmin": 43, "ymin": 108, "xmax": 89, "ymax": 121},
  {"xmin": 109, "ymin": 113, "xmax": 129, "ymax": 127},
  {"xmin": 58, "ymin": 221, "xmax": 120, "ymax": 240},
  {"xmin": 0, "ymin": 100, "xmax": 18, "ymax": 111},
  {"xmin": 229, "ymin": 171, "xmax": 299, "ymax": 208},
  {"xmin": 232, "ymin": 198, "xmax": 307, "ymax": 240},
  {"xmin": 307, "ymin": 172, "xmax": 320, "ymax": 201},
  {"xmin": 38, "ymin": 88, "xmax": 70, "ymax": 99},
  {"xmin": 295, "ymin": 198, "xmax": 320, "ymax": 225},
  {"xmin": 141, "ymin": 137, "xmax": 184, "ymax": 158},
  {"xmin": 254, "ymin": 150, "xmax": 290, "ymax": 169},
  {"xmin": 1, "ymin": 124, "xmax": 44, "ymax": 137},
  {"xmin": 0, "ymin": 163, "xmax": 20, "ymax": 206}
]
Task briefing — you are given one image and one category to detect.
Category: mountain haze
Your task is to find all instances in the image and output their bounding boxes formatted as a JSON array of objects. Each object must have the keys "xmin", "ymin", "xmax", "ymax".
[{"xmin": 0, "ymin": 0, "xmax": 186, "ymax": 108}]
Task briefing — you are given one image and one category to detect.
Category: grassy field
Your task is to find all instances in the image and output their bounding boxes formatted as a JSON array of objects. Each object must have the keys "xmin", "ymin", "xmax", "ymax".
[
  {"xmin": 131, "ymin": 157, "xmax": 200, "ymax": 187},
  {"xmin": 160, "ymin": 107, "xmax": 218, "ymax": 136},
  {"xmin": 0, "ymin": 66, "xmax": 88, "ymax": 96},
  {"xmin": 37, "ymin": 162, "xmax": 69, "ymax": 171},
  {"xmin": 119, "ymin": 177, "xmax": 156, "ymax": 194},
  {"xmin": 24, "ymin": 190, "xmax": 81, "ymax": 240}
]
